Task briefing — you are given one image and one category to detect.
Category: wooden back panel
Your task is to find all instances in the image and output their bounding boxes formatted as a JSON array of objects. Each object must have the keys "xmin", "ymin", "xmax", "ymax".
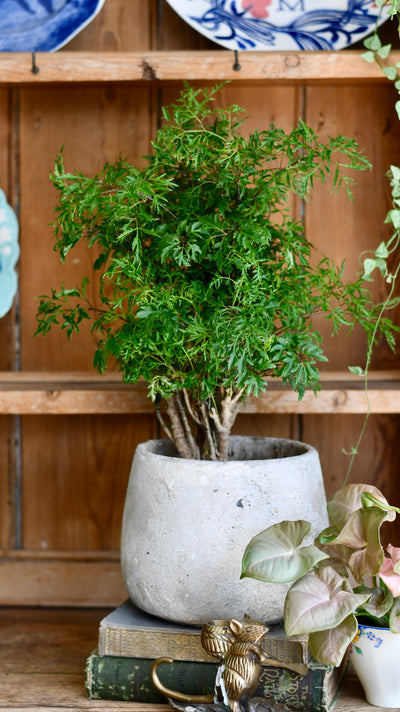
[{"xmin": 0, "ymin": 0, "xmax": 398, "ymax": 604}]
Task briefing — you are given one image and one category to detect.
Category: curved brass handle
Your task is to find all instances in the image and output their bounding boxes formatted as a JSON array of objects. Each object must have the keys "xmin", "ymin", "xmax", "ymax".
[{"xmin": 150, "ymin": 656, "xmax": 215, "ymax": 703}]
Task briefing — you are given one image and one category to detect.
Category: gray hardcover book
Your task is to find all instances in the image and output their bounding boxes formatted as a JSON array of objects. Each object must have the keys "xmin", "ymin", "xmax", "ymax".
[{"xmin": 98, "ymin": 600, "xmax": 310, "ymax": 668}]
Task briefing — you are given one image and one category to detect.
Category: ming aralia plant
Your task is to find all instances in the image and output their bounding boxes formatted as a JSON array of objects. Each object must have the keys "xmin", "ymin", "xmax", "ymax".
[{"xmin": 35, "ymin": 84, "xmax": 395, "ymax": 460}]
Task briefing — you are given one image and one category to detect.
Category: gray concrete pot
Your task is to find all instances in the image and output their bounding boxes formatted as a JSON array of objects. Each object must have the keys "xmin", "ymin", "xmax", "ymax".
[{"xmin": 120, "ymin": 436, "xmax": 328, "ymax": 626}]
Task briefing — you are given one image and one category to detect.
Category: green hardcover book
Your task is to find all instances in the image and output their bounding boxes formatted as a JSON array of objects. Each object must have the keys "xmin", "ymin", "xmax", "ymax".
[
  {"xmin": 85, "ymin": 649, "xmax": 348, "ymax": 712},
  {"xmin": 98, "ymin": 600, "xmax": 310, "ymax": 668}
]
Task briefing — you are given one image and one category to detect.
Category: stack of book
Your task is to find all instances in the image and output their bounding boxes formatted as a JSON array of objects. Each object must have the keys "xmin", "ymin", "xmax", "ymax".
[{"xmin": 85, "ymin": 600, "xmax": 348, "ymax": 711}]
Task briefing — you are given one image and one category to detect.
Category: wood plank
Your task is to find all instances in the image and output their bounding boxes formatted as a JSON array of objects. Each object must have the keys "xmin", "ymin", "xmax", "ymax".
[
  {"xmin": 0, "ymin": 605, "xmax": 392, "ymax": 710},
  {"xmin": 62, "ymin": 0, "xmax": 155, "ymax": 52},
  {"xmin": 0, "ymin": 605, "xmax": 170, "ymax": 709},
  {"xmin": 0, "ymin": 377, "xmax": 398, "ymax": 413},
  {"xmin": 0, "ymin": 51, "xmax": 399, "ymax": 85},
  {"xmin": 21, "ymin": 414, "xmax": 157, "ymax": 551},
  {"xmin": 17, "ymin": 82, "xmax": 158, "ymax": 554},
  {"xmin": 0, "ymin": 558, "xmax": 126, "ymax": 606},
  {"xmin": 0, "ymin": 88, "xmax": 15, "ymax": 550},
  {"xmin": 303, "ymin": 81, "xmax": 400, "ymax": 503}
]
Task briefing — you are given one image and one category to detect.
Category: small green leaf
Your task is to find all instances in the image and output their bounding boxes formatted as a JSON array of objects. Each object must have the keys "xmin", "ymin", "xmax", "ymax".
[
  {"xmin": 375, "ymin": 241, "xmax": 389, "ymax": 259},
  {"xmin": 363, "ymin": 35, "xmax": 382, "ymax": 51},
  {"xmin": 360, "ymin": 51, "xmax": 375, "ymax": 64},
  {"xmin": 363, "ymin": 257, "xmax": 379, "ymax": 278},
  {"xmin": 348, "ymin": 366, "xmax": 364, "ymax": 376},
  {"xmin": 377, "ymin": 44, "xmax": 392, "ymax": 60},
  {"xmin": 383, "ymin": 66, "xmax": 398, "ymax": 81}
]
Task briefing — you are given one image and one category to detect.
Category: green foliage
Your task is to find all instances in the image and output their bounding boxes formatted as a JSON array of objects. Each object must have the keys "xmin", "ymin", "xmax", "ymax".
[{"xmin": 35, "ymin": 83, "xmax": 396, "ymax": 457}]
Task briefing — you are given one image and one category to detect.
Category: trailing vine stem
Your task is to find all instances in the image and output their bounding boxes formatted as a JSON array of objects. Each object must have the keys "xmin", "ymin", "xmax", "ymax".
[{"xmin": 343, "ymin": 17, "xmax": 400, "ymax": 483}]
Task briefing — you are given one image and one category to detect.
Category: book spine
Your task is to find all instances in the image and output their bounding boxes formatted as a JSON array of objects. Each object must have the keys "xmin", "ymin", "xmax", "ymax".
[
  {"xmin": 85, "ymin": 655, "xmax": 218, "ymax": 703},
  {"xmin": 100, "ymin": 628, "xmax": 309, "ymax": 666},
  {"xmin": 85, "ymin": 654, "xmax": 335, "ymax": 711}
]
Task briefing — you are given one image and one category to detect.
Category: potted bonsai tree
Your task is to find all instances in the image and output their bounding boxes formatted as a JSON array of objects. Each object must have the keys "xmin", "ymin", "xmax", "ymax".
[
  {"xmin": 35, "ymin": 83, "xmax": 396, "ymax": 625},
  {"xmin": 241, "ymin": 483, "xmax": 400, "ymax": 707}
]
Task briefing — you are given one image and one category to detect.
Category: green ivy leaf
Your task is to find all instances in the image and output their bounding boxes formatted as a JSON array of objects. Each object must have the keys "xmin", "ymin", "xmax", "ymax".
[
  {"xmin": 363, "ymin": 35, "xmax": 382, "ymax": 51},
  {"xmin": 377, "ymin": 44, "xmax": 392, "ymax": 60},
  {"xmin": 383, "ymin": 66, "xmax": 398, "ymax": 81},
  {"xmin": 360, "ymin": 51, "xmax": 376, "ymax": 64}
]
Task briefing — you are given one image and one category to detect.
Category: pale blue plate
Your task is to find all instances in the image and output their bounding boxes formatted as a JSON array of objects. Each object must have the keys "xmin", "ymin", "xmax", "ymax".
[
  {"xmin": 0, "ymin": 0, "xmax": 106, "ymax": 52},
  {"xmin": 165, "ymin": 0, "xmax": 389, "ymax": 51},
  {"xmin": 0, "ymin": 189, "xmax": 19, "ymax": 319}
]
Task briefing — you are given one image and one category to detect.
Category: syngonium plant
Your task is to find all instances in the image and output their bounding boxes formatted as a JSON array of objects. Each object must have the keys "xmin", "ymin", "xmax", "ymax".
[
  {"xmin": 35, "ymin": 83, "xmax": 396, "ymax": 460},
  {"xmin": 241, "ymin": 484, "xmax": 400, "ymax": 667}
]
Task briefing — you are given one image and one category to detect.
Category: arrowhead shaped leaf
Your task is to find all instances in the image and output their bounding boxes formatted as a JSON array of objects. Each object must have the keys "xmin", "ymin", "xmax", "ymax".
[
  {"xmin": 327, "ymin": 484, "xmax": 394, "ymax": 531},
  {"xmin": 241, "ymin": 520, "xmax": 328, "ymax": 584},
  {"xmin": 284, "ymin": 567, "xmax": 370, "ymax": 636},
  {"xmin": 308, "ymin": 614, "xmax": 358, "ymax": 666},
  {"xmin": 355, "ymin": 585, "xmax": 393, "ymax": 619}
]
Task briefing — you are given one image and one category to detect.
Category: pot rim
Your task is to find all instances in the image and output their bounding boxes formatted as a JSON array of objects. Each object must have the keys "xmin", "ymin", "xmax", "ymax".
[
  {"xmin": 358, "ymin": 623, "xmax": 392, "ymax": 632},
  {"xmin": 136, "ymin": 435, "xmax": 318, "ymax": 464}
]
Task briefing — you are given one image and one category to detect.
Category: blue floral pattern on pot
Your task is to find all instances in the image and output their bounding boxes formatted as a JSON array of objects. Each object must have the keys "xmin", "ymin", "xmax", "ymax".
[
  {"xmin": 0, "ymin": 0, "xmax": 106, "ymax": 52},
  {"xmin": 352, "ymin": 624, "xmax": 385, "ymax": 655},
  {"xmin": 351, "ymin": 624, "xmax": 400, "ymax": 707},
  {"xmin": 165, "ymin": 0, "xmax": 389, "ymax": 51},
  {"xmin": 0, "ymin": 190, "xmax": 19, "ymax": 319}
]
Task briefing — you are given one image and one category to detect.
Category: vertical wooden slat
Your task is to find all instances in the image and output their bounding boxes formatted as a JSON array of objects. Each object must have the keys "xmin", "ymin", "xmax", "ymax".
[
  {"xmin": 3, "ymin": 0, "xmax": 400, "ymax": 604},
  {"xmin": 18, "ymin": 84, "xmax": 159, "ymax": 552},
  {"xmin": 156, "ymin": 0, "xmax": 217, "ymax": 50},
  {"xmin": 15, "ymin": 0, "xmax": 160, "ymax": 562},
  {"xmin": 303, "ymin": 84, "xmax": 400, "ymax": 499},
  {"xmin": 19, "ymin": 85, "xmax": 156, "ymax": 368},
  {"xmin": 22, "ymin": 414, "xmax": 157, "ymax": 551},
  {"xmin": 0, "ymin": 88, "xmax": 14, "ymax": 550},
  {"xmin": 62, "ymin": 0, "xmax": 156, "ymax": 52}
]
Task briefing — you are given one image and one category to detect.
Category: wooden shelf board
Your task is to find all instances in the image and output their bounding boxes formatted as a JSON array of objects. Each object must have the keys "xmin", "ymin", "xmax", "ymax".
[
  {"xmin": 0, "ymin": 50, "xmax": 398, "ymax": 85},
  {"xmin": 0, "ymin": 606, "xmax": 392, "ymax": 710},
  {"xmin": 0, "ymin": 371, "xmax": 399, "ymax": 414},
  {"xmin": 0, "ymin": 557, "xmax": 125, "ymax": 607}
]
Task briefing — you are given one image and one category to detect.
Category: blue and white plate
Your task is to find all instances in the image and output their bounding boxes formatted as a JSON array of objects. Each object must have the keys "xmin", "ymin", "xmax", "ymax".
[
  {"xmin": 165, "ymin": 0, "xmax": 389, "ymax": 51},
  {"xmin": 0, "ymin": 0, "xmax": 106, "ymax": 52},
  {"xmin": 0, "ymin": 189, "xmax": 19, "ymax": 319}
]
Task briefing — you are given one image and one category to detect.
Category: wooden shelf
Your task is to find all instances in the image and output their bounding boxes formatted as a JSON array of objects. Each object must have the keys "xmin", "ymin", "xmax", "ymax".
[
  {"xmin": 0, "ymin": 50, "xmax": 398, "ymax": 85},
  {"xmin": 0, "ymin": 371, "xmax": 399, "ymax": 415},
  {"xmin": 0, "ymin": 606, "xmax": 392, "ymax": 711}
]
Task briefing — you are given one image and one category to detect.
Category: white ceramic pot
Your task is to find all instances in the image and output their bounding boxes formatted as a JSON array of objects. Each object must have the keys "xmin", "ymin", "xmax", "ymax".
[
  {"xmin": 351, "ymin": 623, "xmax": 400, "ymax": 708},
  {"xmin": 120, "ymin": 436, "xmax": 328, "ymax": 625}
]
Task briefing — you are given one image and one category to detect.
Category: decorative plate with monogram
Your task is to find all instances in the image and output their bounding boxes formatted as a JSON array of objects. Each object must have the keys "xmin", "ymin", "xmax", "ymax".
[
  {"xmin": 165, "ymin": 0, "xmax": 388, "ymax": 51},
  {"xmin": 0, "ymin": 0, "xmax": 106, "ymax": 52}
]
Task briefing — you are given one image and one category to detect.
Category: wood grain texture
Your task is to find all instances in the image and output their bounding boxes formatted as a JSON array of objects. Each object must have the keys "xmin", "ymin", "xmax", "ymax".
[
  {"xmin": 0, "ymin": 558, "xmax": 126, "ymax": 606},
  {"xmin": 21, "ymin": 413, "xmax": 157, "ymax": 550},
  {"xmin": 17, "ymin": 81, "xmax": 158, "ymax": 555},
  {"xmin": 0, "ymin": 606, "xmax": 391, "ymax": 710},
  {"xmin": 19, "ymin": 85, "xmax": 155, "ymax": 369},
  {"xmin": 0, "ymin": 89, "xmax": 15, "ymax": 550},
  {"xmin": 2, "ymin": 0, "xmax": 400, "ymax": 607},
  {"xmin": 1, "ymin": 51, "xmax": 400, "ymax": 84},
  {"xmin": 302, "ymin": 83, "xmax": 400, "ymax": 498},
  {"xmin": 62, "ymin": 0, "xmax": 156, "ymax": 52}
]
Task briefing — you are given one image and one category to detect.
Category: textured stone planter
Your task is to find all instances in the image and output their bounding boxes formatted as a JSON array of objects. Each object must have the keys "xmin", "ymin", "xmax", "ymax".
[{"xmin": 120, "ymin": 436, "xmax": 328, "ymax": 625}]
